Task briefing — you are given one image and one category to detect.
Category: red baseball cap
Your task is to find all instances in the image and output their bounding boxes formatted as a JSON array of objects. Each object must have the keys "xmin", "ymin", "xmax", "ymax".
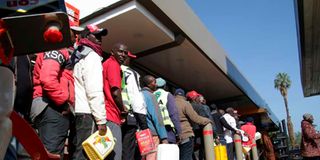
[
  {"xmin": 86, "ymin": 24, "xmax": 108, "ymax": 36},
  {"xmin": 127, "ymin": 51, "xmax": 137, "ymax": 58},
  {"xmin": 186, "ymin": 90, "xmax": 200, "ymax": 100}
]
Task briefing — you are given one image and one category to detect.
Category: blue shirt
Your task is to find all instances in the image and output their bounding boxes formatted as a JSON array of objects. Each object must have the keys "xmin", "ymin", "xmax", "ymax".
[{"xmin": 141, "ymin": 87, "xmax": 167, "ymax": 140}]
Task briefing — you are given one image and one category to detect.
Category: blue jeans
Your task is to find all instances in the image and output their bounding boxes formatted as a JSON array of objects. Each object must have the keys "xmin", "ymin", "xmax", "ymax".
[
  {"xmin": 226, "ymin": 142, "xmax": 234, "ymax": 160},
  {"xmin": 179, "ymin": 137, "xmax": 194, "ymax": 160},
  {"xmin": 218, "ymin": 135, "xmax": 226, "ymax": 145},
  {"xmin": 4, "ymin": 137, "xmax": 31, "ymax": 160},
  {"xmin": 70, "ymin": 113, "xmax": 96, "ymax": 160}
]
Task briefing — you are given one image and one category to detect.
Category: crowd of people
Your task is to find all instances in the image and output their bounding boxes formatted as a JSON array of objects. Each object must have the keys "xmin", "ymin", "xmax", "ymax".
[
  {"xmin": 27, "ymin": 23, "xmax": 217, "ymax": 160},
  {"xmin": 5, "ymin": 23, "xmax": 278, "ymax": 160}
]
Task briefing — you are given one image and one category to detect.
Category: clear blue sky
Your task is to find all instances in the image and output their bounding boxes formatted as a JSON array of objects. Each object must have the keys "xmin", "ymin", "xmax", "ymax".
[{"xmin": 187, "ymin": 0, "xmax": 320, "ymax": 132}]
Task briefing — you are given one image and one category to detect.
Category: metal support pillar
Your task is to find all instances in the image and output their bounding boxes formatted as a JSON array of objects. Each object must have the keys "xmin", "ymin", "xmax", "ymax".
[
  {"xmin": 203, "ymin": 123, "xmax": 215, "ymax": 160},
  {"xmin": 252, "ymin": 139, "xmax": 258, "ymax": 160},
  {"xmin": 234, "ymin": 133, "xmax": 243, "ymax": 160}
]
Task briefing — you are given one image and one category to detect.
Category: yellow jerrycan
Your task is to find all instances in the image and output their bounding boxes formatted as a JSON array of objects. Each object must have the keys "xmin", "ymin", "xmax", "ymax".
[
  {"xmin": 82, "ymin": 127, "xmax": 115, "ymax": 160},
  {"xmin": 214, "ymin": 144, "xmax": 228, "ymax": 160}
]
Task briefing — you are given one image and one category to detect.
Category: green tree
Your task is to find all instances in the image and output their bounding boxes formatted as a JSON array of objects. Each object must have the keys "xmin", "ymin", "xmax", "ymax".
[
  {"xmin": 295, "ymin": 132, "xmax": 302, "ymax": 147},
  {"xmin": 274, "ymin": 72, "xmax": 295, "ymax": 147}
]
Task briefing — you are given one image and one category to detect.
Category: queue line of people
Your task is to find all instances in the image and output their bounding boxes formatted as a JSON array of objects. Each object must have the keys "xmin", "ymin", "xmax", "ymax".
[
  {"xmin": 27, "ymin": 23, "xmax": 266, "ymax": 160},
  {"xmin": 27, "ymin": 22, "xmax": 220, "ymax": 160}
]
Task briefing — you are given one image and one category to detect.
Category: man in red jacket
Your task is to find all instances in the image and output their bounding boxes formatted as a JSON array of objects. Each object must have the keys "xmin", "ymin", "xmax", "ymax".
[
  {"xmin": 30, "ymin": 25, "xmax": 81, "ymax": 156},
  {"xmin": 31, "ymin": 48, "xmax": 72, "ymax": 157}
]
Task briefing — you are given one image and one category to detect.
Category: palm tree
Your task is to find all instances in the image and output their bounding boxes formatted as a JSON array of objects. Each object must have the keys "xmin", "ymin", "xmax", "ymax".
[{"xmin": 274, "ymin": 72, "xmax": 295, "ymax": 147}]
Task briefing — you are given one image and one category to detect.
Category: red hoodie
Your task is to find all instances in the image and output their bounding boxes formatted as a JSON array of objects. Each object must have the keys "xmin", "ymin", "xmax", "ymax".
[
  {"xmin": 241, "ymin": 122, "xmax": 256, "ymax": 147},
  {"xmin": 33, "ymin": 48, "xmax": 74, "ymax": 107}
]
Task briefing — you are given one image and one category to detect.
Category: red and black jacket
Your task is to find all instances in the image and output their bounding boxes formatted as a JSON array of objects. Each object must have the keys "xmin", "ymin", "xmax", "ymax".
[{"xmin": 33, "ymin": 49, "xmax": 74, "ymax": 107}]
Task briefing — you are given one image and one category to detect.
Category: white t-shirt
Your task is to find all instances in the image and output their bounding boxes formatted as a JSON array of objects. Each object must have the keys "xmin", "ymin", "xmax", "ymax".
[
  {"xmin": 121, "ymin": 65, "xmax": 147, "ymax": 115},
  {"xmin": 222, "ymin": 113, "xmax": 239, "ymax": 143}
]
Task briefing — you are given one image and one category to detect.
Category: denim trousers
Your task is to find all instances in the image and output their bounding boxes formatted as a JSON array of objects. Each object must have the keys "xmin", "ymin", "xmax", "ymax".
[
  {"xmin": 226, "ymin": 142, "xmax": 234, "ymax": 160},
  {"xmin": 179, "ymin": 137, "xmax": 194, "ymax": 160},
  {"xmin": 70, "ymin": 113, "xmax": 96, "ymax": 160}
]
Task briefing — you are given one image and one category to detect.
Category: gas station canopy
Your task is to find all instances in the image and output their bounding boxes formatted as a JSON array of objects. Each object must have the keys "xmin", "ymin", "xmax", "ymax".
[{"xmin": 295, "ymin": 0, "xmax": 320, "ymax": 97}]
